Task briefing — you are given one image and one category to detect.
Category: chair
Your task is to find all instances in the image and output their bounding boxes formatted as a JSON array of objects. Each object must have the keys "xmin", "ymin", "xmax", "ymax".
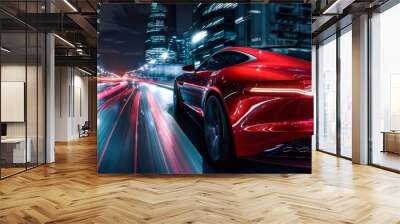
[{"xmin": 78, "ymin": 121, "xmax": 90, "ymax": 138}]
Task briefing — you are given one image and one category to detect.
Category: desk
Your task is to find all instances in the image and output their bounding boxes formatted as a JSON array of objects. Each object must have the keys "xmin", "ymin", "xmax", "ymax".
[
  {"xmin": 1, "ymin": 138, "xmax": 31, "ymax": 163},
  {"xmin": 382, "ymin": 131, "xmax": 400, "ymax": 154}
]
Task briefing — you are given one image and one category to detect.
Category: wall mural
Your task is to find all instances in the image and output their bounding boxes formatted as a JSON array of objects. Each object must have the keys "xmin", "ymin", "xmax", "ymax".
[{"xmin": 97, "ymin": 3, "xmax": 313, "ymax": 174}]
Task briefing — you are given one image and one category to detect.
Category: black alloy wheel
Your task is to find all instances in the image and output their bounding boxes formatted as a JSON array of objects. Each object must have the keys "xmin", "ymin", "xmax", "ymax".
[{"xmin": 204, "ymin": 95, "xmax": 235, "ymax": 166}]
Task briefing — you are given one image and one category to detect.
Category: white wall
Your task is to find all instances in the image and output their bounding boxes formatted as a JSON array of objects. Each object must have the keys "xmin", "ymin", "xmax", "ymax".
[
  {"xmin": 71, "ymin": 72, "xmax": 89, "ymax": 138},
  {"xmin": 1, "ymin": 82, "xmax": 25, "ymax": 122},
  {"xmin": 1, "ymin": 64, "xmax": 26, "ymax": 140},
  {"xmin": 0, "ymin": 65, "xmax": 38, "ymax": 138},
  {"xmin": 1, "ymin": 64, "xmax": 26, "ymax": 81},
  {"xmin": 55, "ymin": 67, "xmax": 89, "ymax": 141},
  {"xmin": 55, "ymin": 67, "xmax": 69, "ymax": 141}
]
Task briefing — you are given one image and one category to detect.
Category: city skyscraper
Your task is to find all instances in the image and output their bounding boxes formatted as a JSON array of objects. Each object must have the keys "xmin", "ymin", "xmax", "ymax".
[
  {"xmin": 191, "ymin": 3, "xmax": 239, "ymax": 67},
  {"xmin": 182, "ymin": 31, "xmax": 193, "ymax": 65},
  {"xmin": 235, "ymin": 4, "xmax": 311, "ymax": 59},
  {"xmin": 144, "ymin": 3, "xmax": 169, "ymax": 65},
  {"xmin": 190, "ymin": 3, "xmax": 311, "ymax": 66},
  {"xmin": 168, "ymin": 36, "xmax": 191, "ymax": 65},
  {"xmin": 167, "ymin": 36, "xmax": 179, "ymax": 63}
]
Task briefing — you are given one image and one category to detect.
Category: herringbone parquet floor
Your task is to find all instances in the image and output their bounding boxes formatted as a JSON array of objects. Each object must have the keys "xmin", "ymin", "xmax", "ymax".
[{"xmin": 1, "ymin": 135, "xmax": 400, "ymax": 223}]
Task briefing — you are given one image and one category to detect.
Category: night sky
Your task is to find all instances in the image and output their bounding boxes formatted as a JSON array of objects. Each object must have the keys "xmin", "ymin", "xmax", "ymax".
[{"xmin": 98, "ymin": 4, "xmax": 193, "ymax": 75}]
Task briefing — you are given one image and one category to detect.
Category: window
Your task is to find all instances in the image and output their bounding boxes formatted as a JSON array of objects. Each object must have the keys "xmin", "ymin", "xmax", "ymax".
[
  {"xmin": 0, "ymin": 1, "xmax": 46, "ymax": 179},
  {"xmin": 224, "ymin": 51, "xmax": 250, "ymax": 67},
  {"xmin": 370, "ymin": 3, "xmax": 400, "ymax": 171},
  {"xmin": 317, "ymin": 35, "xmax": 337, "ymax": 154},
  {"xmin": 339, "ymin": 26, "xmax": 352, "ymax": 158},
  {"xmin": 197, "ymin": 51, "xmax": 249, "ymax": 71},
  {"xmin": 197, "ymin": 52, "xmax": 228, "ymax": 71}
]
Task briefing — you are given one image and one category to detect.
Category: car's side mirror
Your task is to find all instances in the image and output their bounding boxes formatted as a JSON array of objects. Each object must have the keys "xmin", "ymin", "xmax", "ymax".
[{"xmin": 182, "ymin": 64, "xmax": 195, "ymax": 72}]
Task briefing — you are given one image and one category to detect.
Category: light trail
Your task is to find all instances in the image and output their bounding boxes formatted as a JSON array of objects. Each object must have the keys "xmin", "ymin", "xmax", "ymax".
[
  {"xmin": 97, "ymin": 88, "xmax": 136, "ymax": 171},
  {"xmin": 97, "ymin": 81, "xmax": 129, "ymax": 101},
  {"xmin": 96, "ymin": 78, "xmax": 310, "ymax": 173}
]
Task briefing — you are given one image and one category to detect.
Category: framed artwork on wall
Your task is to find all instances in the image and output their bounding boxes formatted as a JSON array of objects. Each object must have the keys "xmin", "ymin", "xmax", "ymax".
[{"xmin": 97, "ymin": 3, "xmax": 313, "ymax": 174}]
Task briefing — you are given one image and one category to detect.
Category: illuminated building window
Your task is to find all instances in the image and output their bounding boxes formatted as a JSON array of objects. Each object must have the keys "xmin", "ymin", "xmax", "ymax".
[
  {"xmin": 203, "ymin": 17, "xmax": 224, "ymax": 29},
  {"xmin": 202, "ymin": 3, "xmax": 238, "ymax": 16}
]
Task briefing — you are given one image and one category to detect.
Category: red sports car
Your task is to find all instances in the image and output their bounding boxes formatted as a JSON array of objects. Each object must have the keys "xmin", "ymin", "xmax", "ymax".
[{"xmin": 174, "ymin": 47, "xmax": 313, "ymax": 165}]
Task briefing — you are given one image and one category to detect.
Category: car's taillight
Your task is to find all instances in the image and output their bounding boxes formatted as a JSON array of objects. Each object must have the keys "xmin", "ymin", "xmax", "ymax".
[{"xmin": 247, "ymin": 87, "xmax": 313, "ymax": 96}]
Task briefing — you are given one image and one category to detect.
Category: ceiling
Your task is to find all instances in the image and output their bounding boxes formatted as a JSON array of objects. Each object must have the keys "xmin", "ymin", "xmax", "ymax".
[{"xmin": 1, "ymin": 0, "xmax": 391, "ymax": 72}]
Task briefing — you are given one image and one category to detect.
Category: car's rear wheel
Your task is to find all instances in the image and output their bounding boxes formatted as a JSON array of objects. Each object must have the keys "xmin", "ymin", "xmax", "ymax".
[{"xmin": 204, "ymin": 95, "xmax": 235, "ymax": 166}]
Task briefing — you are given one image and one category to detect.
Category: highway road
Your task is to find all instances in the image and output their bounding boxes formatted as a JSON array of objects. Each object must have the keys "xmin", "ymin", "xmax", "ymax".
[{"xmin": 97, "ymin": 77, "xmax": 311, "ymax": 174}]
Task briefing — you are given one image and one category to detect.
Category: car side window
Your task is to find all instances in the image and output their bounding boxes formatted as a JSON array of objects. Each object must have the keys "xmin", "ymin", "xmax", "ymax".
[
  {"xmin": 224, "ymin": 52, "xmax": 250, "ymax": 67},
  {"xmin": 197, "ymin": 51, "xmax": 250, "ymax": 71},
  {"xmin": 197, "ymin": 60, "xmax": 207, "ymax": 71},
  {"xmin": 197, "ymin": 52, "xmax": 229, "ymax": 71}
]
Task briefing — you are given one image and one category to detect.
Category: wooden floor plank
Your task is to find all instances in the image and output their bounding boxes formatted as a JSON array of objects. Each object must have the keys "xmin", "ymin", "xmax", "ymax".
[{"xmin": 0, "ymin": 135, "xmax": 400, "ymax": 223}]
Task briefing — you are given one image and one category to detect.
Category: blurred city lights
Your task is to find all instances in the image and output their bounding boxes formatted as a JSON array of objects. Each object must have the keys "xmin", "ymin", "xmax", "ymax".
[
  {"xmin": 248, "ymin": 10, "xmax": 261, "ymax": 14},
  {"xmin": 192, "ymin": 31, "xmax": 208, "ymax": 44},
  {"xmin": 97, "ymin": 66, "xmax": 118, "ymax": 78},
  {"xmin": 161, "ymin": 52, "xmax": 169, "ymax": 60},
  {"xmin": 235, "ymin": 16, "xmax": 245, "ymax": 24}
]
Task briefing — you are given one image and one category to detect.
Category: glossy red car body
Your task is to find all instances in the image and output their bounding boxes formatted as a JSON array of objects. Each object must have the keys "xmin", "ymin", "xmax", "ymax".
[{"xmin": 175, "ymin": 47, "xmax": 313, "ymax": 157}]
